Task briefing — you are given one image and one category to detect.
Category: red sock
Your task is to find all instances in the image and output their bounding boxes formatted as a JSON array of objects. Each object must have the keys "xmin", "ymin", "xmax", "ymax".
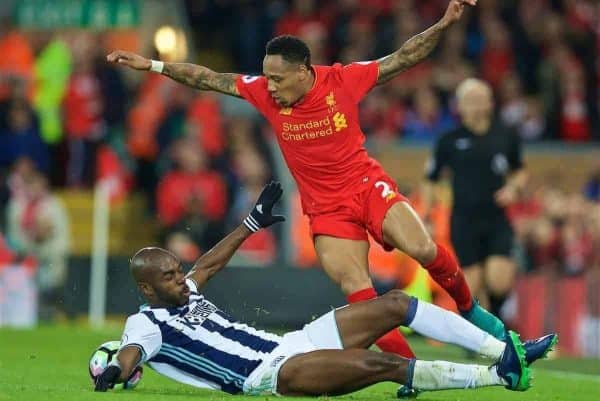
[
  {"xmin": 424, "ymin": 243, "xmax": 473, "ymax": 312},
  {"xmin": 346, "ymin": 287, "xmax": 378, "ymax": 303},
  {"xmin": 346, "ymin": 287, "xmax": 416, "ymax": 358}
]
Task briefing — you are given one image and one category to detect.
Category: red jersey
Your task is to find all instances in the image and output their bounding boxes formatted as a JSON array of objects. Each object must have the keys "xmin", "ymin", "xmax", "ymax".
[{"xmin": 236, "ymin": 62, "xmax": 386, "ymax": 215}]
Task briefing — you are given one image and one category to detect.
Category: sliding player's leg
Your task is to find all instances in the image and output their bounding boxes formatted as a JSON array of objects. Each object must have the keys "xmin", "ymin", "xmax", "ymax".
[{"xmin": 275, "ymin": 348, "xmax": 521, "ymax": 396}]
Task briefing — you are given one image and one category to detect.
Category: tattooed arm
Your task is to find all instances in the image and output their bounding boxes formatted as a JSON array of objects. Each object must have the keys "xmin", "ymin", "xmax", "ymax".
[
  {"xmin": 376, "ymin": 0, "xmax": 477, "ymax": 85},
  {"xmin": 106, "ymin": 51, "xmax": 241, "ymax": 97},
  {"xmin": 162, "ymin": 63, "xmax": 241, "ymax": 97}
]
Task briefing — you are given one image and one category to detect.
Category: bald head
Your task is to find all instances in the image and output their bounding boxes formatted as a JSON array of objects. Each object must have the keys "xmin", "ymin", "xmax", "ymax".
[
  {"xmin": 130, "ymin": 247, "xmax": 178, "ymax": 283},
  {"xmin": 130, "ymin": 247, "xmax": 189, "ymax": 307},
  {"xmin": 456, "ymin": 78, "xmax": 492, "ymax": 106},
  {"xmin": 455, "ymin": 78, "xmax": 494, "ymax": 134}
]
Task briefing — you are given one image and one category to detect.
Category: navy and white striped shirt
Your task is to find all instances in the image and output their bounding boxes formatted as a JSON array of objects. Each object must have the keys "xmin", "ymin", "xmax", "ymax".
[{"xmin": 119, "ymin": 279, "xmax": 282, "ymax": 393}]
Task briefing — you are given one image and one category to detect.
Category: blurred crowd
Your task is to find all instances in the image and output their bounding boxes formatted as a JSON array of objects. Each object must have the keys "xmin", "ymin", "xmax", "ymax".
[
  {"xmin": 0, "ymin": 1, "xmax": 599, "ymax": 330},
  {"xmin": 189, "ymin": 0, "xmax": 600, "ymax": 142},
  {"xmin": 0, "ymin": 14, "xmax": 281, "ymax": 321},
  {"xmin": 510, "ymin": 171, "xmax": 600, "ymax": 277}
]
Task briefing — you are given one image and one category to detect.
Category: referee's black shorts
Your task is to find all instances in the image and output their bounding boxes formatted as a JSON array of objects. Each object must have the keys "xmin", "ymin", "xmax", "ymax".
[{"xmin": 450, "ymin": 212, "xmax": 514, "ymax": 267}]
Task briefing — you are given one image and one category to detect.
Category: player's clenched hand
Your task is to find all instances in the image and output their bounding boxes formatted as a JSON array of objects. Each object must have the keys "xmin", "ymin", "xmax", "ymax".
[
  {"xmin": 440, "ymin": 0, "xmax": 477, "ymax": 27},
  {"xmin": 243, "ymin": 181, "xmax": 286, "ymax": 232},
  {"xmin": 106, "ymin": 50, "xmax": 152, "ymax": 71},
  {"xmin": 94, "ymin": 365, "xmax": 122, "ymax": 392}
]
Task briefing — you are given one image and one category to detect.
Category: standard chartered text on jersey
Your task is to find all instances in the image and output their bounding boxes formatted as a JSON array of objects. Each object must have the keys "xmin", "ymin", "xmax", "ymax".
[{"xmin": 280, "ymin": 113, "xmax": 347, "ymax": 141}]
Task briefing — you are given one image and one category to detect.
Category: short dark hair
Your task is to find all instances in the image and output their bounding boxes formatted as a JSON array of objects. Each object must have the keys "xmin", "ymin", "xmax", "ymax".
[{"xmin": 265, "ymin": 35, "xmax": 311, "ymax": 68}]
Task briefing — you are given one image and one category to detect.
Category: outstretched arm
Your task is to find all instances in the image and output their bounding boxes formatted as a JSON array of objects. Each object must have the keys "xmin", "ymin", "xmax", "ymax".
[
  {"xmin": 376, "ymin": 0, "xmax": 476, "ymax": 85},
  {"xmin": 186, "ymin": 224, "xmax": 254, "ymax": 289},
  {"xmin": 106, "ymin": 51, "xmax": 241, "ymax": 97},
  {"xmin": 94, "ymin": 346, "xmax": 141, "ymax": 391},
  {"xmin": 162, "ymin": 63, "xmax": 241, "ymax": 97},
  {"xmin": 186, "ymin": 182, "xmax": 285, "ymax": 290}
]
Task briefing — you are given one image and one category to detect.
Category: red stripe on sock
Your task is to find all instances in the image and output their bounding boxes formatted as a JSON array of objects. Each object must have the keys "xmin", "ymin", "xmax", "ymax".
[
  {"xmin": 376, "ymin": 329, "xmax": 416, "ymax": 358},
  {"xmin": 424, "ymin": 243, "xmax": 473, "ymax": 312},
  {"xmin": 346, "ymin": 287, "xmax": 378, "ymax": 303}
]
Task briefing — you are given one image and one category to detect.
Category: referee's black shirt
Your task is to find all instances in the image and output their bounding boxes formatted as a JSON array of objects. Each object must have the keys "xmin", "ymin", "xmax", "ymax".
[{"xmin": 426, "ymin": 121, "xmax": 523, "ymax": 216}]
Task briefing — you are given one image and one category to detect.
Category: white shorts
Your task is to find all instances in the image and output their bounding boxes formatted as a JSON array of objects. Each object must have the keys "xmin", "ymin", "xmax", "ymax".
[{"xmin": 242, "ymin": 309, "xmax": 343, "ymax": 396}]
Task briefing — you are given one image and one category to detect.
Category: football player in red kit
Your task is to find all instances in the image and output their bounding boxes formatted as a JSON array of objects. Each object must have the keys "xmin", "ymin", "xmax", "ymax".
[{"xmin": 108, "ymin": 2, "xmax": 516, "ymax": 393}]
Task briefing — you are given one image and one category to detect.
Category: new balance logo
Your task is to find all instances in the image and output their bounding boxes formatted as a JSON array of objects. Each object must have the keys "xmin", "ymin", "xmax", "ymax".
[
  {"xmin": 333, "ymin": 112, "xmax": 347, "ymax": 132},
  {"xmin": 242, "ymin": 75, "xmax": 259, "ymax": 84}
]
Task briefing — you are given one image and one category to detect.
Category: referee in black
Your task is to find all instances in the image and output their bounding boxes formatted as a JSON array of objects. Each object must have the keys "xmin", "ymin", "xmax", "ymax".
[{"xmin": 422, "ymin": 78, "xmax": 528, "ymax": 321}]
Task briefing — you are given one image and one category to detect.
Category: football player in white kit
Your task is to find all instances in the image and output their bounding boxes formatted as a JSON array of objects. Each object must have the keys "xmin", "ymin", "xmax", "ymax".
[{"xmin": 94, "ymin": 182, "xmax": 555, "ymax": 396}]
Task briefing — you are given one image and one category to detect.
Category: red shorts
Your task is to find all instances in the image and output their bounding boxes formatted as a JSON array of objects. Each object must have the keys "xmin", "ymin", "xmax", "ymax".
[{"xmin": 307, "ymin": 173, "xmax": 408, "ymax": 251}]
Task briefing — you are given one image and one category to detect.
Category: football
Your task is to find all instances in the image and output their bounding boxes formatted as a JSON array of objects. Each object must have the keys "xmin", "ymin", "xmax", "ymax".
[{"xmin": 88, "ymin": 340, "xmax": 143, "ymax": 389}]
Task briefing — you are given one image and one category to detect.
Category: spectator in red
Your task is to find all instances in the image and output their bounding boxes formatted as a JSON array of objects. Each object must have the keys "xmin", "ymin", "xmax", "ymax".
[
  {"xmin": 5, "ymin": 171, "xmax": 69, "ymax": 320},
  {"xmin": 164, "ymin": 232, "xmax": 201, "ymax": 264},
  {"xmin": 559, "ymin": 67, "xmax": 591, "ymax": 142},
  {"xmin": 298, "ymin": 21, "xmax": 329, "ymax": 65},
  {"xmin": 95, "ymin": 141, "xmax": 133, "ymax": 204},
  {"xmin": 0, "ymin": 18, "xmax": 34, "ymax": 101},
  {"xmin": 62, "ymin": 34, "xmax": 105, "ymax": 187},
  {"xmin": 360, "ymin": 87, "xmax": 405, "ymax": 140},
  {"xmin": 480, "ymin": 17, "xmax": 514, "ymax": 89},
  {"xmin": 525, "ymin": 216, "xmax": 561, "ymax": 273},
  {"xmin": 156, "ymin": 136, "xmax": 227, "ymax": 228},
  {"xmin": 275, "ymin": 0, "xmax": 332, "ymax": 37},
  {"xmin": 186, "ymin": 93, "xmax": 226, "ymax": 159}
]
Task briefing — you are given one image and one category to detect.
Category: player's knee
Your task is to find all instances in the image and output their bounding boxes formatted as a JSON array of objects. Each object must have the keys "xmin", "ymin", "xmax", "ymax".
[
  {"xmin": 277, "ymin": 360, "xmax": 321, "ymax": 396},
  {"xmin": 276, "ymin": 364, "xmax": 296, "ymax": 395},
  {"xmin": 405, "ymin": 238, "xmax": 437, "ymax": 265},
  {"xmin": 381, "ymin": 289, "xmax": 411, "ymax": 321}
]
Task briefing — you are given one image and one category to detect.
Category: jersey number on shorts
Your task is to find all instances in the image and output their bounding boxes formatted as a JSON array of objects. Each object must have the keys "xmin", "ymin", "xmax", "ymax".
[{"xmin": 375, "ymin": 181, "xmax": 397, "ymax": 203}]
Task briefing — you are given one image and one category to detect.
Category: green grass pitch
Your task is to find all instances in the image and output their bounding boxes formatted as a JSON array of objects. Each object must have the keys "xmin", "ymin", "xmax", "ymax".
[{"xmin": 1, "ymin": 324, "xmax": 599, "ymax": 401}]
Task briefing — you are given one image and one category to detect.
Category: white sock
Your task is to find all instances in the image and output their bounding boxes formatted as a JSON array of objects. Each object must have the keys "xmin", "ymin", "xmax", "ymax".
[
  {"xmin": 407, "ymin": 300, "xmax": 506, "ymax": 359},
  {"xmin": 411, "ymin": 360, "xmax": 507, "ymax": 390},
  {"xmin": 479, "ymin": 334, "xmax": 507, "ymax": 360}
]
